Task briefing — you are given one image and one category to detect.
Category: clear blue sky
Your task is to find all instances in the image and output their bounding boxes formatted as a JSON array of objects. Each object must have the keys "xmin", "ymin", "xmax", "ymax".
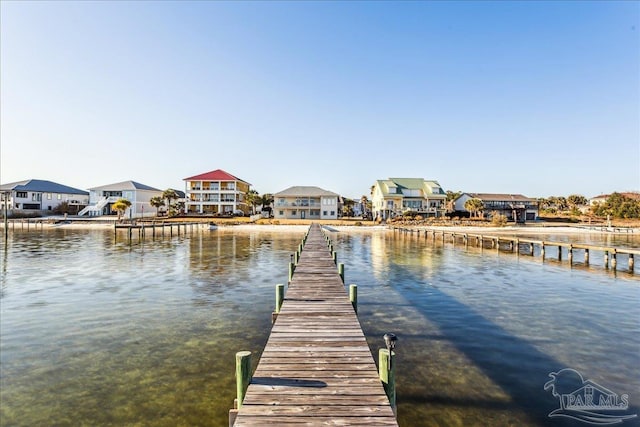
[{"xmin": 1, "ymin": 1, "xmax": 638, "ymax": 199}]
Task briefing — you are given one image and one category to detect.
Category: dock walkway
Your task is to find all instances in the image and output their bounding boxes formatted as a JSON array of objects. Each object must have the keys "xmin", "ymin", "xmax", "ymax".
[{"xmin": 233, "ymin": 224, "xmax": 398, "ymax": 426}]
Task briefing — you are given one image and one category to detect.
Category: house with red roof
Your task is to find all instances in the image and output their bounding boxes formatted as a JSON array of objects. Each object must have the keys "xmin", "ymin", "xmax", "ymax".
[{"xmin": 183, "ymin": 169, "xmax": 251, "ymax": 215}]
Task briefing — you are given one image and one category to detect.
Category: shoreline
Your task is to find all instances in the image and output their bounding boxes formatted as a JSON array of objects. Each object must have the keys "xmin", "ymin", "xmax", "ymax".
[{"xmin": 4, "ymin": 219, "xmax": 638, "ymax": 237}]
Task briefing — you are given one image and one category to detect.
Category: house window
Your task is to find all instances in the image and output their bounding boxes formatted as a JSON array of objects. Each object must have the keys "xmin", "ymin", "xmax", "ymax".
[
  {"xmin": 32, "ymin": 193, "xmax": 41, "ymax": 201},
  {"xmin": 292, "ymin": 210, "xmax": 297, "ymax": 216},
  {"xmin": 47, "ymin": 193, "xmax": 52, "ymax": 200},
  {"xmin": 279, "ymin": 210, "xmax": 284, "ymax": 216},
  {"xmin": 57, "ymin": 194, "xmax": 62, "ymax": 200},
  {"xmin": 16, "ymin": 192, "xmax": 27, "ymax": 198},
  {"xmin": 323, "ymin": 211, "xmax": 327, "ymax": 216},
  {"xmin": 330, "ymin": 211, "xmax": 335, "ymax": 216}
]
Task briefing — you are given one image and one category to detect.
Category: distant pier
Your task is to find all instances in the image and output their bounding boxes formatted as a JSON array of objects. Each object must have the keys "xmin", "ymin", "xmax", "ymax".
[{"xmin": 391, "ymin": 227, "xmax": 639, "ymax": 273}]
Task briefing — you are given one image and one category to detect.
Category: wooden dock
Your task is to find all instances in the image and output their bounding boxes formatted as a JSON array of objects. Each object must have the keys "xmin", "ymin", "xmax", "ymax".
[
  {"xmin": 114, "ymin": 221, "xmax": 209, "ymax": 241},
  {"xmin": 391, "ymin": 227, "xmax": 639, "ymax": 272},
  {"xmin": 231, "ymin": 224, "xmax": 398, "ymax": 426}
]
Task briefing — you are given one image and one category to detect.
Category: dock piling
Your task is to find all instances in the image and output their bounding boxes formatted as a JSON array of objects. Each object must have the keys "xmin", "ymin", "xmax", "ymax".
[
  {"xmin": 349, "ymin": 284, "xmax": 357, "ymax": 313},
  {"xmin": 235, "ymin": 351, "xmax": 252, "ymax": 409}
]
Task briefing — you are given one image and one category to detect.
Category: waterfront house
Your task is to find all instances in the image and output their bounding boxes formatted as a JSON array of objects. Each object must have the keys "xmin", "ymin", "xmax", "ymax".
[
  {"xmin": 0, "ymin": 179, "xmax": 89, "ymax": 216},
  {"xmin": 273, "ymin": 186, "xmax": 341, "ymax": 220},
  {"xmin": 79, "ymin": 181, "xmax": 162, "ymax": 218},
  {"xmin": 371, "ymin": 178, "xmax": 447, "ymax": 220},
  {"xmin": 454, "ymin": 193, "xmax": 538, "ymax": 222},
  {"xmin": 183, "ymin": 169, "xmax": 251, "ymax": 215}
]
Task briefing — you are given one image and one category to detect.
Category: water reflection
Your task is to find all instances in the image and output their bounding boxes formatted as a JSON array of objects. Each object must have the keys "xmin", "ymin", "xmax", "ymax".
[
  {"xmin": 345, "ymin": 230, "xmax": 640, "ymax": 426},
  {"xmin": 1, "ymin": 227, "xmax": 638, "ymax": 427}
]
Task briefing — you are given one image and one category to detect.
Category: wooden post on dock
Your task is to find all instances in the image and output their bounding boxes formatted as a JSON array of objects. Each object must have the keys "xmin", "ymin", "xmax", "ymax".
[
  {"xmin": 567, "ymin": 245, "xmax": 573, "ymax": 264},
  {"xmin": 541, "ymin": 243, "xmax": 545, "ymax": 259},
  {"xmin": 611, "ymin": 250, "xmax": 617, "ymax": 269},
  {"xmin": 235, "ymin": 351, "xmax": 252, "ymax": 409},
  {"xmin": 288, "ymin": 262, "xmax": 295, "ymax": 283},
  {"xmin": 272, "ymin": 284, "xmax": 285, "ymax": 323},
  {"xmin": 584, "ymin": 248, "xmax": 589, "ymax": 264},
  {"xmin": 338, "ymin": 263, "xmax": 344, "ymax": 283},
  {"xmin": 332, "ymin": 251, "xmax": 337, "ymax": 264},
  {"xmin": 604, "ymin": 251, "xmax": 609, "ymax": 268},
  {"xmin": 379, "ymin": 349, "xmax": 396, "ymax": 414},
  {"xmin": 629, "ymin": 254, "xmax": 634, "ymax": 271},
  {"xmin": 349, "ymin": 284, "xmax": 357, "ymax": 314},
  {"xmin": 558, "ymin": 245, "xmax": 562, "ymax": 261}
]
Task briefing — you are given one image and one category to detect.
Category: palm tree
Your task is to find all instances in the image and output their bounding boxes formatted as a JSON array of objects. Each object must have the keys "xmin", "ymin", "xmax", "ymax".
[
  {"xmin": 150, "ymin": 196, "xmax": 165, "ymax": 217},
  {"xmin": 246, "ymin": 189, "xmax": 260, "ymax": 214},
  {"xmin": 464, "ymin": 198, "xmax": 484, "ymax": 218},
  {"xmin": 342, "ymin": 198, "xmax": 354, "ymax": 216},
  {"xmin": 162, "ymin": 189, "xmax": 179, "ymax": 216},
  {"xmin": 111, "ymin": 198, "xmax": 132, "ymax": 223},
  {"xmin": 259, "ymin": 193, "xmax": 274, "ymax": 216}
]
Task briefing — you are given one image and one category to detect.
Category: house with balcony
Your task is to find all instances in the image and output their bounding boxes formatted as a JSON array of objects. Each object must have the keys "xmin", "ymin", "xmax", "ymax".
[
  {"xmin": 79, "ymin": 180, "xmax": 162, "ymax": 217},
  {"xmin": 0, "ymin": 179, "xmax": 89, "ymax": 215},
  {"xmin": 273, "ymin": 186, "xmax": 341, "ymax": 220},
  {"xmin": 371, "ymin": 178, "xmax": 447, "ymax": 220},
  {"xmin": 184, "ymin": 169, "xmax": 251, "ymax": 215},
  {"xmin": 453, "ymin": 193, "xmax": 538, "ymax": 222}
]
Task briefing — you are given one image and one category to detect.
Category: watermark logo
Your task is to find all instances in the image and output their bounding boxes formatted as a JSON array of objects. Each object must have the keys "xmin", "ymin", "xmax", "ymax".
[{"xmin": 544, "ymin": 368, "xmax": 637, "ymax": 425}]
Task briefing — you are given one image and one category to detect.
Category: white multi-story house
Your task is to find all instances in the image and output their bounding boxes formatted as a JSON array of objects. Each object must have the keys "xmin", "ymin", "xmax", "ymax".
[
  {"xmin": 371, "ymin": 178, "xmax": 447, "ymax": 220},
  {"xmin": 454, "ymin": 193, "xmax": 538, "ymax": 222},
  {"xmin": 184, "ymin": 169, "xmax": 251, "ymax": 215},
  {"xmin": 0, "ymin": 179, "xmax": 89, "ymax": 215},
  {"xmin": 273, "ymin": 186, "xmax": 341, "ymax": 220},
  {"xmin": 79, "ymin": 181, "xmax": 162, "ymax": 217}
]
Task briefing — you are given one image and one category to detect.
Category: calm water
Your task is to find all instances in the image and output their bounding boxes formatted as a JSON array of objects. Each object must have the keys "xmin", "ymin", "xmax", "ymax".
[{"xmin": 1, "ymin": 227, "xmax": 638, "ymax": 426}]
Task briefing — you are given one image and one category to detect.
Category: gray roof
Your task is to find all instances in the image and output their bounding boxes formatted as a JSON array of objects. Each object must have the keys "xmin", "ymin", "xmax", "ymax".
[
  {"xmin": 0, "ymin": 179, "xmax": 88, "ymax": 195},
  {"xmin": 465, "ymin": 193, "xmax": 536, "ymax": 202},
  {"xmin": 88, "ymin": 180, "xmax": 161, "ymax": 192},
  {"xmin": 274, "ymin": 186, "xmax": 340, "ymax": 197}
]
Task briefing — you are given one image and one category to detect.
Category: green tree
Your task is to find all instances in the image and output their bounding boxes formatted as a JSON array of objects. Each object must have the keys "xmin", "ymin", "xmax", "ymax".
[
  {"xmin": 446, "ymin": 191, "xmax": 463, "ymax": 212},
  {"xmin": 260, "ymin": 193, "xmax": 274, "ymax": 210},
  {"xmin": 246, "ymin": 189, "xmax": 260, "ymax": 214},
  {"xmin": 592, "ymin": 193, "xmax": 640, "ymax": 219},
  {"xmin": 567, "ymin": 194, "xmax": 587, "ymax": 208},
  {"xmin": 111, "ymin": 198, "xmax": 132, "ymax": 223},
  {"xmin": 464, "ymin": 198, "xmax": 484, "ymax": 218},
  {"xmin": 342, "ymin": 198, "xmax": 355, "ymax": 217},
  {"xmin": 360, "ymin": 195, "xmax": 370, "ymax": 217},
  {"xmin": 162, "ymin": 189, "xmax": 179, "ymax": 216},
  {"xmin": 150, "ymin": 196, "xmax": 165, "ymax": 217}
]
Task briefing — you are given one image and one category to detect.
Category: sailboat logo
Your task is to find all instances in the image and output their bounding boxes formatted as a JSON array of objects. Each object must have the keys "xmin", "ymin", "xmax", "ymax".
[{"xmin": 544, "ymin": 368, "xmax": 637, "ymax": 425}]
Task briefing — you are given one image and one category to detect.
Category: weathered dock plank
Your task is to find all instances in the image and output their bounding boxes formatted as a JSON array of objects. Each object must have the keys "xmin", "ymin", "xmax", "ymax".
[{"xmin": 233, "ymin": 224, "xmax": 398, "ymax": 426}]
